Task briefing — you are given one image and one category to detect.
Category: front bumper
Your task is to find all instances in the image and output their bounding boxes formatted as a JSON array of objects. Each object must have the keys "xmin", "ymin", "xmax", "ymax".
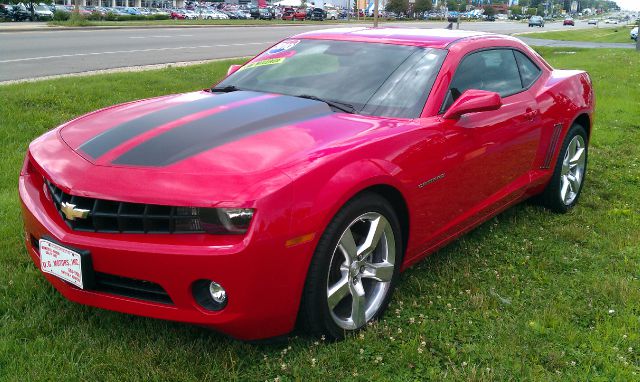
[{"xmin": 19, "ymin": 162, "xmax": 315, "ymax": 341}]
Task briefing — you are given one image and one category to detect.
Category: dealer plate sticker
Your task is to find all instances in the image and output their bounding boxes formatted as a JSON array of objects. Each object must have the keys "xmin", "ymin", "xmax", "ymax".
[{"xmin": 39, "ymin": 239, "xmax": 84, "ymax": 289}]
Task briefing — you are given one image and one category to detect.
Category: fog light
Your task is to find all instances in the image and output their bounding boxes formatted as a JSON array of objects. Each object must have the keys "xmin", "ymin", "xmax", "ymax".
[
  {"xmin": 209, "ymin": 281, "xmax": 227, "ymax": 304},
  {"xmin": 193, "ymin": 279, "xmax": 228, "ymax": 311}
]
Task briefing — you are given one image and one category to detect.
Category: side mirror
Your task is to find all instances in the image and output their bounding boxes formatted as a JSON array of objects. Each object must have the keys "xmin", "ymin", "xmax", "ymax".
[
  {"xmin": 443, "ymin": 89, "xmax": 502, "ymax": 120},
  {"xmin": 227, "ymin": 64, "xmax": 242, "ymax": 76}
]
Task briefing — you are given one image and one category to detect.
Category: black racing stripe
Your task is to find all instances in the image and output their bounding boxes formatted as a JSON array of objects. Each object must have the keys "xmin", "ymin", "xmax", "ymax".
[
  {"xmin": 112, "ymin": 95, "xmax": 331, "ymax": 167},
  {"xmin": 79, "ymin": 91, "xmax": 262, "ymax": 159}
]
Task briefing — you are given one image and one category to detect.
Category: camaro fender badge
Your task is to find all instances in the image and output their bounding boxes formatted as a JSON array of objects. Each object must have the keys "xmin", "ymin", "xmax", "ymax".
[
  {"xmin": 60, "ymin": 202, "xmax": 90, "ymax": 221},
  {"xmin": 418, "ymin": 173, "xmax": 446, "ymax": 189}
]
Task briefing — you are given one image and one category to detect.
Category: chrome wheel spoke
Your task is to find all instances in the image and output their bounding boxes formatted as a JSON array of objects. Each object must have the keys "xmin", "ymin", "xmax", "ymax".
[
  {"xmin": 567, "ymin": 173, "xmax": 580, "ymax": 192},
  {"xmin": 362, "ymin": 261, "xmax": 394, "ymax": 282},
  {"xmin": 327, "ymin": 275, "xmax": 350, "ymax": 310},
  {"xmin": 339, "ymin": 228, "xmax": 357, "ymax": 265},
  {"xmin": 570, "ymin": 147, "xmax": 585, "ymax": 168},
  {"xmin": 357, "ymin": 216, "xmax": 387, "ymax": 259},
  {"xmin": 350, "ymin": 281, "xmax": 366, "ymax": 328},
  {"xmin": 561, "ymin": 176, "xmax": 570, "ymax": 202}
]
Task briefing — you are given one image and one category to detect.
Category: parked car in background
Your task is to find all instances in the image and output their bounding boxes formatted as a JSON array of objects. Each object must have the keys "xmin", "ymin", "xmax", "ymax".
[
  {"xmin": 484, "ymin": 15, "xmax": 496, "ymax": 22},
  {"xmin": 529, "ymin": 15, "xmax": 544, "ymax": 27},
  {"xmin": 326, "ymin": 9, "xmax": 338, "ymax": 20},
  {"xmin": 307, "ymin": 7, "xmax": 325, "ymax": 20},
  {"xmin": 0, "ymin": 3, "xmax": 12, "ymax": 20},
  {"xmin": 281, "ymin": 8, "xmax": 305, "ymax": 21},
  {"xmin": 632, "ymin": 26, "xmax": 638, "ymax": 41},
  {"xmin": 30, "ymin": 4, "xmax": 53, "ymax": 20},
  {"xmin": 170, "ymin": 9, "xmax": 186, "ymax": 19},
  {"xmin": 183, "ymin": 9, "xmax": 198, "ymax": 19},
  {"xmin": 587, "ymin": 19, "xmax": 597, "ymax": 25},
  {"xmin": 563, "ymin": 18, "xmax": 575, "ymax": 26},
  {"xmin": 250, "ymin": 7, "xmax": 272, "ymax": 20},
  {"xmin": 604, "ymin": 18, "xmax": 618, "ymax": 24},
  {"xmin": 9, "ymin": 4, "xmax": 31, "ymax": 21}
]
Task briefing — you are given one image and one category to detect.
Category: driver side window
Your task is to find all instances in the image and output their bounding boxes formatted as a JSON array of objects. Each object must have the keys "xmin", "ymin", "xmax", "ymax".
[{"xmin": 442, "ymin": 49, "xmax": 523, "ymax": 111}]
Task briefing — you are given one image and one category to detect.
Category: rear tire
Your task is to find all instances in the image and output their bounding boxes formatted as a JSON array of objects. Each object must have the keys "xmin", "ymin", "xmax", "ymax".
[
  {"xmin": 539, "ymin": 123, "xmax": 588, "ymax": 213},
  {"xmin": 299, "ymin": 193, "xmax": 403, "ymax": 340}
]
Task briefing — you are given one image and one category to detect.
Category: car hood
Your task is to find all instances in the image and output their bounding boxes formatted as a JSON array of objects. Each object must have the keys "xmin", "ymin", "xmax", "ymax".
[
  {"xmin": 60, "ymin": 90, "xmax": 338, "ymax": 171},
  {"xmin": 43, "ymin": 90, "xmax": 396, "ymax": 204}
]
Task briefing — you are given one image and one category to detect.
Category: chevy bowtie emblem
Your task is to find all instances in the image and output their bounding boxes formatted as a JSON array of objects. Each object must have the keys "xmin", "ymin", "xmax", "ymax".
[{"xmin": 60, "ymin": 202, "xmax": 90, "ymax": 221}]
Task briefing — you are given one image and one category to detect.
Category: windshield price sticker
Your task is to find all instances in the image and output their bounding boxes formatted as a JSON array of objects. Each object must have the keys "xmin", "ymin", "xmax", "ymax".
[{"xmin": 266, "ymin": 39, "xmax": 300, "ymax": 55}]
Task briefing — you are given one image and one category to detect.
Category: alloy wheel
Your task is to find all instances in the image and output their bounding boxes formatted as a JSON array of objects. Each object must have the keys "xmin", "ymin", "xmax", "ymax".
[
  {"xmin": 560, "ymin": 135, "xmax": 586, "ymax": 205},
  {"xmin": 326, "ymin": 212, "xmax": 396, "ymax": 330}
]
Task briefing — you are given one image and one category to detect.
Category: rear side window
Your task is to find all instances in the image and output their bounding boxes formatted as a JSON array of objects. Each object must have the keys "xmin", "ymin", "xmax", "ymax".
[
  {"xmin": 442, "ymin": 49, "xmax": 522, "ymax": 111},
  {"xmin": 514, "ymin": 50, "xmax": 542, "ymax": 88}
]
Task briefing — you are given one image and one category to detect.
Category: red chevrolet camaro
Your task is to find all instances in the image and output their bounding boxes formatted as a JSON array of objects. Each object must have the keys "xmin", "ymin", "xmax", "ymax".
[{"xmin": 19, "ymin": 28, "xmax": 594, "ymax": 341}]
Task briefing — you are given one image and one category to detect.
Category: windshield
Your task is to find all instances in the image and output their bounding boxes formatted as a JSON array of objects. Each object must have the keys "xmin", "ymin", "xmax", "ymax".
[{"xmin": 217, "ymin": 39, "xmax": 446, "ymax": 118}]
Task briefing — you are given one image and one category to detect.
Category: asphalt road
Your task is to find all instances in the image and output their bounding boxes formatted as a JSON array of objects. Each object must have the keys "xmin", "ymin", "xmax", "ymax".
[{"xmin": 0, "ymin": 20, "xmax": 608, "ymax": 81}]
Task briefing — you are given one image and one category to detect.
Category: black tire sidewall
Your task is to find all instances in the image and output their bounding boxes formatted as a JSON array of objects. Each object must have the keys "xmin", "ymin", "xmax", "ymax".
[{"xmin": 300, "ymin": 193, "xmax": 403, "ymax": 340}]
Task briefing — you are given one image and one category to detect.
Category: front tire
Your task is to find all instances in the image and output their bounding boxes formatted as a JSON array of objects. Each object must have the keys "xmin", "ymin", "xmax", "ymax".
[
  {"xmin": 299, "ymin": 193, "xmax": 403, "ymax": 340},
  {"xmin": 540, "ymin": 123, "xmax": 588, "ymax": 213}
]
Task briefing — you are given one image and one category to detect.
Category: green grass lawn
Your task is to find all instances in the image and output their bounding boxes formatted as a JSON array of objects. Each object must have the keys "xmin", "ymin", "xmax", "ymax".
[
  {"xmin": 1, "ymin": 48, "xmax": 639, "ymax": 380},
  {"xmin": 522, "ymin": 27, "xmax": 637, "ymax": 43}
]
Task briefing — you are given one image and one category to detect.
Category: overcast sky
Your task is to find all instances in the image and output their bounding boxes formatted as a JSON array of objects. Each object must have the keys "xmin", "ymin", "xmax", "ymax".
[{"xmin": 616, "ymin": 0, "xmax": 640, "ymax": 11}]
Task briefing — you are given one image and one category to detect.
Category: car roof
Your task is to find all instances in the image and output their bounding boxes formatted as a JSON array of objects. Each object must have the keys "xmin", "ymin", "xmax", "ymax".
[{"xmin": 292, "ymin": 27, "xmax": 494, "ymax": 49}]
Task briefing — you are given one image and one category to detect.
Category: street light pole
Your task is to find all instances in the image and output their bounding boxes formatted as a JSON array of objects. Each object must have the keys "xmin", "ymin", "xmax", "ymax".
[{"xmin": 373, "ymin": 0, "xmax": 378, "ymax": 27}]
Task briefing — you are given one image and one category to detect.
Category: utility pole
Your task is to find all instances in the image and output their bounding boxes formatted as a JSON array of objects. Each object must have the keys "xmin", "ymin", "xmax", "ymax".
[{"xmin": 373, "ymin": 0, "xmax": 379, "ymax": 27}]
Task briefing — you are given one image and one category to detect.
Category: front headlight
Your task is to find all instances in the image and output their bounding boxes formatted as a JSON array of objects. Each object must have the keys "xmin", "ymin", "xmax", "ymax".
[{"xmin": 198, "ymin": 208, "xmax": 254, "ymax": 235}]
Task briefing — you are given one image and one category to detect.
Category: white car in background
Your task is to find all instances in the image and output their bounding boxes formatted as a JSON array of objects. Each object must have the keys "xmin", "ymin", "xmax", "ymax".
[
  {"xmin": 183, "ymin": 9, "xmax": 198, "ymax": 19},
  {"xmin": 604, "ymin": 18, "xmax": 618, "ymax": 24},
  {"xmin": 632, "ymin": 27, "xmax": 638, "ymax": 41},
  {"xmin": 201, "ymin": 9, "xmax": 225, "ymax": 19}
]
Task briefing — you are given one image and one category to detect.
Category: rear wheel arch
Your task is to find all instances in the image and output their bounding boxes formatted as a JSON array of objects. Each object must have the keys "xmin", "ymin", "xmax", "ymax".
[{"xmin": 573, "ymin": 113, "xmax": 591, "ymax": 139}]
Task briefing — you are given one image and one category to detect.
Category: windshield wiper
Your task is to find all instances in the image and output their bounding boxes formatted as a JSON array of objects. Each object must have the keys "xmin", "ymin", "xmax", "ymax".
[
  {"xmin": 210, "ymin": 85, "xmax": 242, "ymax": 93},
  {"xmin": 296, "ymin": 94, "xmax": 356, "ymax": 114}
]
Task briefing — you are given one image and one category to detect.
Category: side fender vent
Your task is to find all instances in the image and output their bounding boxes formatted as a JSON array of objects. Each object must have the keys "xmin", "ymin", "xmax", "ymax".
[{"xmin": 541, "ymin": 123, "xmax": 563, "ymax": 169}]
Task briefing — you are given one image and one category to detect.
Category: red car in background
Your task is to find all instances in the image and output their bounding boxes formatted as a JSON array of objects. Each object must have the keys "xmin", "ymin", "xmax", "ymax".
[
  {"xmin": 170, "ymin": 9, "xmax": 186, "ymax": 19},
  {"xmin": 281, "ymin": 7, "xmax": 305, "ymax": 20},
  {"xmin": 563, "ymin": 18, "xmax": 575, "ymax": 26},
  {"xmin": 20, "ymin": 28, "xmax": 594, "ymax": 341}
]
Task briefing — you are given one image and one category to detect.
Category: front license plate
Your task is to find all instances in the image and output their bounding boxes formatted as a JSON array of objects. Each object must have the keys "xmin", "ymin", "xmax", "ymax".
[{"xmin": 40, "ymin": 239, "xmax": 87, "ymax": 289}]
